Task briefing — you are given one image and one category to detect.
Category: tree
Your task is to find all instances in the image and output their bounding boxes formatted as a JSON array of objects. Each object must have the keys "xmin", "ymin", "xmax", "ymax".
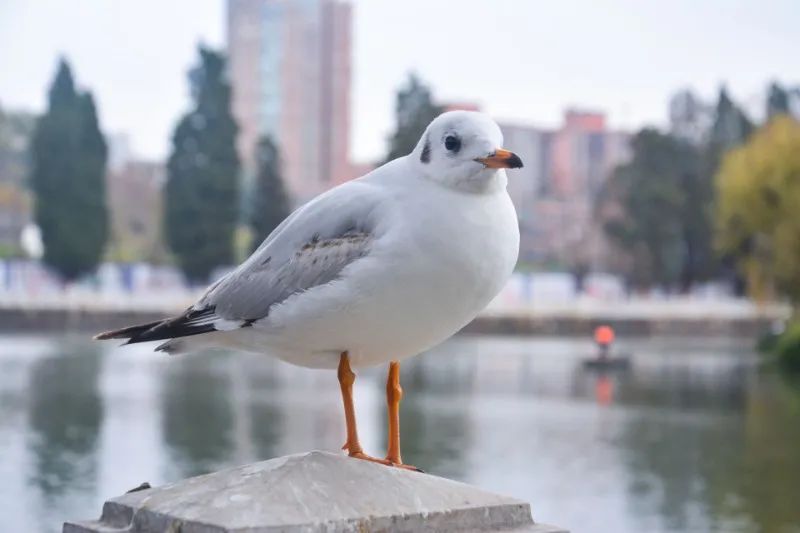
[
  {"xmin": 704, "ymin": 86, "xmax": 755, "ymax": 293},
  {"xmin": 602, "ymin": 129, "xmax": 708, "ymax": 289},
  {"xmin": 165, "ymin": 46, "xmax": 240, "ymax": 283},
  {"xmin": 707, "ymin": 86, "xmax": 754, "ymax": 160},
  {"xmin": 715, "ymin": 116, "xmax": 800, "ymax": 305},
  {"xmin": 384, "ymin": 73, "xmax": 443, "ymax": 163},
  {"xmin": 250, "ymin": 136, "xmax": 290, "ymax": 251},
  {"xmin": 30, "ymin": 59, "xmax": 108, "ymax": 281},
  {"xmin": 766, "ymin": 81, "xmax": 791, "ymax": 120},
  {"xmin": 668, "ymin": 89, "xmax": 712, "ymax": 145}
]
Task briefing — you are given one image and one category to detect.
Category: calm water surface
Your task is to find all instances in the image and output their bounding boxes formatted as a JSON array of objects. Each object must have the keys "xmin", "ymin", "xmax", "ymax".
[{"xmin": 1, "ymin": 334, "xmax": 799, "ymax": 533}]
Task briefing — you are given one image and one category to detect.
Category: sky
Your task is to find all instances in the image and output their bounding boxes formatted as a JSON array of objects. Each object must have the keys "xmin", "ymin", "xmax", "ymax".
[{"xmin": 0, "ymin": 0, "xmax": 797, "ymax": 162}]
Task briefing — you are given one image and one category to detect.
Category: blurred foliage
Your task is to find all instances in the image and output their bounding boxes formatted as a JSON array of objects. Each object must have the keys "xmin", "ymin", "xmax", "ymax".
[
  {"xmin": 601, "ymin": 85, "xmax": 761, "ymax": 291},
  {"xmin": 383, "ymin": 73, "xmax": 443, "ymax": 163},
  {"xmin": 105, "ymin": 240, "xmax": 171, "ymax": 265},
  {"xmin": 706, "ymin": 87, "xmax": 754, "ymax": 159},
  {"xmin": 0, "ymin": 183, "xmax": 31, "ymax": 257},
  {"xmin": 233, "ymin": 223, "xmax": 254, "ymax": 263},
  {"xmin": 0, "ymin": 108, "xmax": 35, "ymax": 256},
  {"xmin": 772, "ymin": 321, "xmax": 800, "ymax": 373},
  {"xmin": 165, "ymin": 46, "xmax": 240, "ymax": 284},
  {"xmin": 715, "ymin": 115, "xmax": 800, "ymax": 305},
  {"xmin": 705, "ymin": 87, "xmax": 756, "ymax": 295},
  {"xmin": 757, "ymin": 328, "xmax": 781, "ymax": 355},
  {"xmin": 250, "ymin": 135, "xmax": 290, "ymax": 252},
  {"xmin": 104, "ymin": 161, "xmax": 169, "ymax": 265},
  {"xmin": 30, "ymin": 59, "xmax": 108, "ymax": 281},
  {"xmin": 0, "ymin": 242, "xmax": 23, "ymax": 259},
  {"xmin": 0, "ymin": 105, "xmax": 36, "ymax": 186},
  {"xmin": 602, "ymin": 129, "xmax": 709, "ymax": 289},
  {"xmin": 766, "ymin": 81, "xmax": 791, "ymax": 121}
]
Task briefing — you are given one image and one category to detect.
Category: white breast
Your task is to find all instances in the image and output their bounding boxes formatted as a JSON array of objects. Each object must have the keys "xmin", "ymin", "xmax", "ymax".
[{"xmin": 229, "ymin": 178, "xmax": 519, "ymax": 369}]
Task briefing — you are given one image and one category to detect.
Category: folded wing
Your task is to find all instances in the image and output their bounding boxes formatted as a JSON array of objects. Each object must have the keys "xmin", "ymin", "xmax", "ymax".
[{"xmin": 95, "ymin": 181, "xmax": 385, "ymax": 346}]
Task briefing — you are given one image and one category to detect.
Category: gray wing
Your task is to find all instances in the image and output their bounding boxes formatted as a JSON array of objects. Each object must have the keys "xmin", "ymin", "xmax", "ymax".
[
  {"xmin": 97, "ymin": 181, "xmax": 387, "ymax": 346},
  {"xmin": 194, "ymin": 180, "xmax": 385, "ymax": 323}
]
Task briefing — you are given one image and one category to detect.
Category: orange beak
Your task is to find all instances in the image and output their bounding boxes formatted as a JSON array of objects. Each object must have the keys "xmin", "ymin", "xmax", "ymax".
[{"xmin": 474, "ymin": 148, "xmax": 524, "ymax": 169}]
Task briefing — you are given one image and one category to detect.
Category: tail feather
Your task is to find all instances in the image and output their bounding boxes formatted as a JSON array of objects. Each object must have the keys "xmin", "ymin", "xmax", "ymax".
[
  {"xmin": 94, "ymin": 320, "xmax": 165, "ymax": 341},
  {"xmin": 94, "ymin": 306, "xmax": 227, "ymax": 346}
]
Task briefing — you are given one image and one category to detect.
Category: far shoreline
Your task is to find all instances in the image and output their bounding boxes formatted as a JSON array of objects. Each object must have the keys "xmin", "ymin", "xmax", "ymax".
[{"xmin": 0, "ymin": 306, "xmax": 779, "ymax": 338}]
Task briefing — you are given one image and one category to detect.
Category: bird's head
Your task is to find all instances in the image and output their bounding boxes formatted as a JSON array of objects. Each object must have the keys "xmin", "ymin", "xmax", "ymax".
[{"xmin": 412, "ymin": 111, "xmax": 523, "ymax": 193}]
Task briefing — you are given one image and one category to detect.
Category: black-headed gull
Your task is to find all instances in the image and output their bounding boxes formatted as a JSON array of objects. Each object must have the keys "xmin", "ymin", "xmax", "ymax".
[{"xmin": 97, "ymin": 111, "xmax": 523, "ymax": 470}]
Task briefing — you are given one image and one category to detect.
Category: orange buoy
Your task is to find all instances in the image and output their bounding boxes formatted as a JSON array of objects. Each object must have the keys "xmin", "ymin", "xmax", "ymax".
[{"xmin": 594, "ymin": 325, "xmax": 615, "ymax": 346}]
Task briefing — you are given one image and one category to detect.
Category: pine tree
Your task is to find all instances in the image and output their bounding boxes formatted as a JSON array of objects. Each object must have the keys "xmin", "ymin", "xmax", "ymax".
[
  {"xmin": 766, "ymin": 81, "xmax": 790, "ymax": 120},
  {"xmin": 602, "ymin": 129, "xmax": 705, "ymax": 289},
  {"xmin": 716, "ymin": 116, "xmax": 800, "ymax": 304},
  {"xmin": 708, "ymin": 86, "xmax": 754, "ymax": 155},
  {"xmin": 384, "ymin": 74, "xmax": 443, "ymax": 163},
  {"xmin": 705, "ymin": 86, "xmax": 755, "ymax": 294},
  {"xmin": 30, "ymin": 59, "xmax": 108, "ymax": 281},
  {"xmin": 165, "ymin": 46, "xmax": 240, "ymax": 283},
  {"xmin": 250, "ymin": 136, "xmax": 290, "ymax": 251}
]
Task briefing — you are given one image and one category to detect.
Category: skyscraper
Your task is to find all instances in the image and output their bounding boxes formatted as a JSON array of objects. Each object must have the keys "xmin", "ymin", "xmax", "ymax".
[
  {"xmin": 499, "ymin": 111, "xmax": 631, "ymax": 268},
  {"xmin": 227, "ymin": 0, "xmax": 352, "ymax": 204}
]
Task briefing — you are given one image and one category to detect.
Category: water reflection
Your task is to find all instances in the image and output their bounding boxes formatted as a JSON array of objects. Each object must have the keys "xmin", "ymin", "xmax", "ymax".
[
  {"xmin": 723, "ymin": 376, "xmax": 800, "ymax": 532},
  {"xmin": 0, "ymin": 334, "xmax": 798, "ymax": 533},
  {"xmin": 393, "ymin": 360, "xmax": 473, "ymax": 477},
  {"xmin": 26, "ymin": 340, "xmax": 103, "ymax": 529},
  {"xmin": 161, "ymin": 354, "xmax": 235, "ymax": 478}
]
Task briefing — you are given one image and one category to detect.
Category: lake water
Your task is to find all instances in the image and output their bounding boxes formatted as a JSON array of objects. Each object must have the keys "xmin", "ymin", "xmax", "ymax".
[{"xmin": 1, "ymin": 333, "xmax": 799, "ymax": 533}]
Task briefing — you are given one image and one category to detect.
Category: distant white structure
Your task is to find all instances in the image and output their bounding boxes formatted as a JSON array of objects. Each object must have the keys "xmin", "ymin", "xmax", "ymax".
[{"xmin": 20, "ymin": 224, "xmax": 42, "ymax": 259}]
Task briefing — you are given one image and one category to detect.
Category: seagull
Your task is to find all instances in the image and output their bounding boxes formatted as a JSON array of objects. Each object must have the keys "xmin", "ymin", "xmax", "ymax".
[{"xmin": 96, "ymin": 111, "xmax": 523, "ymax": 471}]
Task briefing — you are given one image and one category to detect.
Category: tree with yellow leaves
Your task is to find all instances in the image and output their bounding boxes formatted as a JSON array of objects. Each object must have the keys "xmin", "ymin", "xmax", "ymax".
[
  {"xmin": 716, "ymin": 115, "xmax": 800, "ymax": 304},
  {"xmin": 716, "ymin": 115, "xmax": 800, "ymax": 371}
]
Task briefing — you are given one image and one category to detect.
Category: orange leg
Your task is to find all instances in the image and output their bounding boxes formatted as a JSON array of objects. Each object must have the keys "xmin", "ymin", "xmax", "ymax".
[
  {"xmin": 337, "ymin": 353, "xmax": 421, "ymax": 471},
  {"xmin": 338, "ymin": 352, "xmax": 387, "ymax": 465},
  {"xmin": 384, "ymin": 361, "xmax": 420, "ymax": 471}
]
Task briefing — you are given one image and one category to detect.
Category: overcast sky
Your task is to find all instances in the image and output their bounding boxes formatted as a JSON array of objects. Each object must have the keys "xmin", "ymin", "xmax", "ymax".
[{"xmin": 0, "ymin": 0, "xmax": 797, "ymax": 162}]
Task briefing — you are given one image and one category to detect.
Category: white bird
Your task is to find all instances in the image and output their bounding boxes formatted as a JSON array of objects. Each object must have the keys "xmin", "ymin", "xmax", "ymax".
[{"xmin": 96, "ymin": 111, "xmax": 523, "ymax": 470}]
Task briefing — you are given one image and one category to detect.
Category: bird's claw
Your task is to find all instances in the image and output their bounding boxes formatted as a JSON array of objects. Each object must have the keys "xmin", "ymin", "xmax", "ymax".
[
  {"xmin": 342, "ymin": 448, "xmax": 423, "ymax": 472},
  {"xmin": 386, "ymin": 460, "xmax": 424, "ymax": 473}
]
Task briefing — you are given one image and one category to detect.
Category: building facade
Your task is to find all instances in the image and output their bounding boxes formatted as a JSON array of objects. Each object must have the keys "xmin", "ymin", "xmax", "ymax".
[
  {"xmin": 106, "ymin": 160, "xmax": 166, "ymax": 263},
  {"xmin": 0, "ymin": 109, "xmax": 35, "ymax": 253},
  {"xmin": 499, "ymin": 123, "xmax": 552, "ymax": 263},
  {"xmin": 499, "ymin": 110, "xmax": 631, "ymax": 269},
  {"xmin": 227, "ymin": 0, "xmax": 352, "ymax": 204}
]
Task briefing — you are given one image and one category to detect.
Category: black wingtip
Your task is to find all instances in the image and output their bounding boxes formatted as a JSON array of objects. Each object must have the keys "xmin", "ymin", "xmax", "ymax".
[{"xmin": 94, "ymin": 320, "xmax": 164, "ymax": 341}]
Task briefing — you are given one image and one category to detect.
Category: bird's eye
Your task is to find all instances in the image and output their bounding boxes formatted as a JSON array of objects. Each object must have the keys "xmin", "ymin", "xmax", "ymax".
[{"xmin": 444, "ymin": 135, "xmax": 461, "ymax": 153}]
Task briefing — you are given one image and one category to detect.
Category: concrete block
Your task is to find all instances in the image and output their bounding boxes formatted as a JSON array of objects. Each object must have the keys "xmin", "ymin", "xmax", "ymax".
[{"xmin": 64, "ymin": 451, "xmax": 567, "ymax": 532}]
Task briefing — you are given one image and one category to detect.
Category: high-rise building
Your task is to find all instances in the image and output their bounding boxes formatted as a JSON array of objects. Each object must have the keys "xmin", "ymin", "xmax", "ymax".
[
  {"xmin": 227, "ymin": 0, "xmax": 352, "ymax": 204},
  {"xmin": 499, "ymin": 123, "xmax": 552, "ymax": 263},
  {"xmin": 499, "ymin": 111, "xmax": 631, "ymax": 268}
]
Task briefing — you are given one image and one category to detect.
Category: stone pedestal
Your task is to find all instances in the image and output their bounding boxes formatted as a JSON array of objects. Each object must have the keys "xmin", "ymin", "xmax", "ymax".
[{"xmin": 64, "ymin": 451, "xmax": 567, "ymax": 532}]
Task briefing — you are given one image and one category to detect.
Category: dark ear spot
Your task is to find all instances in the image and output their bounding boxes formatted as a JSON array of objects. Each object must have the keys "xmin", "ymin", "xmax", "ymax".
[{"xmin": 420, "ymin": 135, "xmax": 431, "ymax": 163}]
